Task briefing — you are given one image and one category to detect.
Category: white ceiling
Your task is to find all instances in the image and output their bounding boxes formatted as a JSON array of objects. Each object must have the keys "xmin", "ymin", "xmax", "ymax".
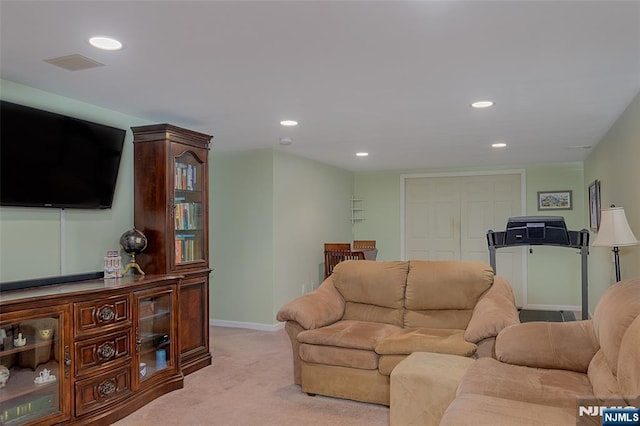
[{"xmin": 1, "ymin": 1, "xmax": 639, "ymax": 172}]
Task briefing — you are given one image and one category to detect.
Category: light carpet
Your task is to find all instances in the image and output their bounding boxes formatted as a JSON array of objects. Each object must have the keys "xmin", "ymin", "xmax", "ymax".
[{"xmin": 114, "ymin": 326, "xmax": 389, "ymax": 425}]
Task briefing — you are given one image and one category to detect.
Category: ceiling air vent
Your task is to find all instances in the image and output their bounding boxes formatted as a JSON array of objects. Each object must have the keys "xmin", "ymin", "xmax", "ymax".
[{"xmin": 44, "ymin": 54, "xmax": 104, "ymax": 71}]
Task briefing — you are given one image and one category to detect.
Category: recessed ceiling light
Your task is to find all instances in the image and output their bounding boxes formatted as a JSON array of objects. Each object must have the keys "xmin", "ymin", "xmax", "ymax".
[
  {"xmin": 492, "ymin": 142, "xmax": 507, "ymax": 148},
  {"xmin": 280, "ymin": 120, "xmax": 298, "ymax": 126},
  {"xmin": 471, "ymin": 101, "xmax": 494, "ymax": 108},
  {"xmin": 356, "ymin": 152, "xmax": 369, "ymax": 157},
  {"xmin": 279, "ymin": 137, "xmax": 292, "ymax": 146},
  {"xmin": 89, "ymin": 36, "xmax": 123, "ymax": 51}
]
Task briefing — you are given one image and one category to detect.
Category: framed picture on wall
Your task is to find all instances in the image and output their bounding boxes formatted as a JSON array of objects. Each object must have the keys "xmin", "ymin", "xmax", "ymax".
[
  {"xmin": 589, "ymin": 180, "xmax": 601, "ymax": 230},
  {"xmin": 537, "ymin": 190, "xmax": 572, "ymax": 210}
]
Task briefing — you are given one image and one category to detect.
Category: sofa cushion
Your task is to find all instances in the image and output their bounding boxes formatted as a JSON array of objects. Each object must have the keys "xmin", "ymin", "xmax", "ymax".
[
  {"xmin": 440, "ymin": 393, "xmax": 578, "ymax": 426},
  {"xmin": 405, "ymin": 260, "xmax": 493, "ymax": 310},
  {"xmin": 464, "ymin": 276, "xmax": 520, "ymax": 343},
  {"xmin": 404, "ymin": 309, "xmax": 472, "ymax": 329},
  {"xmin": 297, "ymin": 320, "xmax": 401, "ymax": 350},
  {"xmin": 457, "ymin": 357, "xmax": 595, "ymax": 409},
  {"xmin": 332, "ymin": 260, "xmax": 408, "ymax": 310},
  {"xmin": 343, "ymin": 302, "xmax": 403, "ymax": 327},
  {"xmin": 299, "ymin": 344, "xmax": 379, "ymax": 370},
  {"xmin": 592, "ymin": 278, "xmax": 640, "ymax": 377},
  {"xmin": 375, "ymin": 328, "xmax": 477, "ymax": 357},
  {"xmin": 300, "ymin": 362, "xmax": 391, "ymax": 405}
]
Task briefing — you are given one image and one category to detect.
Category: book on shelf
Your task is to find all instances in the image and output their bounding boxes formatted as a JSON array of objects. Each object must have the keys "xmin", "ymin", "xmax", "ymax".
[
  {"xmin": 174, "ymin": 162, "xmax": 197, "ymax": 191},
  {"xmin": 175, "ymin": 233, "xmax": 197, "ymax": 262},
  {"xmin": 174, "ymin": 203, "xmax": 201, "ymax": 230}
]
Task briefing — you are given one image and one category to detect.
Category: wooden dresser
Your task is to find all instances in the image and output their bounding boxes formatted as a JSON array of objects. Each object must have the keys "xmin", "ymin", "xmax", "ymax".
[{"xmin": 0, "ymin": 275, "xmax": 184, "ymax": 425}]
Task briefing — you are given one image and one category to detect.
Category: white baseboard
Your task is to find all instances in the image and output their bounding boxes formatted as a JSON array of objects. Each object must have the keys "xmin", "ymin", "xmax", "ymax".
[
  {"xmin": 523, "ymin": 303, "xmax": 581, "ymax": 312},
  {"xmin": 209, "ymin": 319, "xmax": 284, "ymax": 332}
]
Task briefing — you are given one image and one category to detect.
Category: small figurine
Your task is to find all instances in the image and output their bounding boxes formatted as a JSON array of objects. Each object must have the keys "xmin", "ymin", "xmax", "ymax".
[
  {"xmin": 13, "ymin": 333, "xmax": 26, "ymax": 347},
  {"xmin": 34, "ymin": 368, "xmax": 56, "ymax": 385}
]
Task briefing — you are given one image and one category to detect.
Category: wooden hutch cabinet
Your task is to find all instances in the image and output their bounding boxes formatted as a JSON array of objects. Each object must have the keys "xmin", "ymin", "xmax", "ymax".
[
  {"xmin": 131, "ymin": 124, "xmax": 213, "ymax": 375},
  {"xmin": 0, "ymin": 275, "xmax": 182, "ymax": 425}
]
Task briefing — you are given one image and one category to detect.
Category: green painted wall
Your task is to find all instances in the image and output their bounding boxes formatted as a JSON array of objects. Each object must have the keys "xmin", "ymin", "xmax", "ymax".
[
  {"xmin": 585, "ymin": 91, "xmax": 640, "ymax": 312},
  {"xmin": 0, "ymin": 80, "xmax": 151, "ymax": 282},
  {"xmin": 353, "ymin": 172, "xmax": 401, "ymax": 261},
  {"xmin": 210, "ymin": 150, "xmax": 275, "ymax": 325},
  {"xmin": 273, "ymin": 150, "xmax": 354, "ymax": 318},
  {"xmin": 354, "ymin": 163, "xmax": 587, "ymax": 309},
  {"xmin": 524, "ymin": 164, "xmax": 584, "ymax": 307},
  {"xmin": 210, "ymin": 149, "xmax": 353, "ymax": 326}
]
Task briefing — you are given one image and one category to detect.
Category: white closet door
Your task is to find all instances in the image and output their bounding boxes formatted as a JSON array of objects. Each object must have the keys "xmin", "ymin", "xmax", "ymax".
[
  {"xmin": 460, "ymin": 174, "xmax": 524, "ymax": 306},
  {"xmin": 404, "ymin": 173, "xmax": 524, "ymax": 306},
  {"xmin": 405, "ymin": 177, "xmax": 461, "ymax": 260}
]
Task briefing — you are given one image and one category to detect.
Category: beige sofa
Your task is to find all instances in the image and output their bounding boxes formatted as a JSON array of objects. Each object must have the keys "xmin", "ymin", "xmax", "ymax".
[
  {"xmin": 391, "ymin": 277, "xmax": 640, "ymax": 425},
  {"xmin": 276, "ymin": 259, "xmax": 519, "ymax": 405}
]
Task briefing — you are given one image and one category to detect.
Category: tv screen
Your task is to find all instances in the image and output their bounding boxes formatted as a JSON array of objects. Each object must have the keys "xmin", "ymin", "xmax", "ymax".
[{"xmin": 0, "ymin": 101, "xmax": 126, "ymax": 209}]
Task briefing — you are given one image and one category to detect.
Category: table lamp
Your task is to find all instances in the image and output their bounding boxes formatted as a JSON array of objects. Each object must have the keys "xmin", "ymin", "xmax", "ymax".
[{"xmin": 592, "ymin": 206, "xmax": 639, "ymax": 282}]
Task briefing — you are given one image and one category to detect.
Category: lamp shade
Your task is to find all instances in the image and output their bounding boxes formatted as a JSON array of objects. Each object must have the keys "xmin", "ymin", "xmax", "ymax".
[{"xmin": 592, "ymin": 207, "xmax": 639, "ymax": 247}]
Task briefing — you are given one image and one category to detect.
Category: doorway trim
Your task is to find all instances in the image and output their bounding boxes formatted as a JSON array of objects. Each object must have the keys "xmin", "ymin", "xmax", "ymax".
[{"xmin": 400, "ymin": 169, "xmax": 527, "ymax": 307}]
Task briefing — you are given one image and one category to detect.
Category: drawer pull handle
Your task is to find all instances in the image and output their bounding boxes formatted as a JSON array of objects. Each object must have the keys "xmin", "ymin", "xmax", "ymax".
[
  {"xmin": 98, "ymin": 379, "xmax": 116, "ymax": 397},
  {"xmin": 97, "ymin": 306, "xmax": 115, "ymax": 322},
  {"xmin": 97, "ymin": 342, "xmax": 116, "ymax": 360}
]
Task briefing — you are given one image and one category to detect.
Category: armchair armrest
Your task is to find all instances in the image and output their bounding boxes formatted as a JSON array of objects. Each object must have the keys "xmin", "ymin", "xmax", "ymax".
[
  {"xmin": 495, "ymin": 320, "xmax": 600, "ymax": 373},
  {"xmin": 276, "ymin": 278, "xmax": 345, "ymax": 330},
  {"xmin": 464, "ymin": 276, "xmax": 520, "ymax": 343}
]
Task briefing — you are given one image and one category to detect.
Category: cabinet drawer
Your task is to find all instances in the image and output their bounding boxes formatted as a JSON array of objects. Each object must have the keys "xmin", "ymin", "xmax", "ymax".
[
  {"xmin": 74, "ymin": 365, "xmax": 132, "ymax": 417},
  {"xmin": 75, "ymin": 329, "xmax": 131, "ymax": 375},
  {"xmin": 75, "ymin": 295, "xmax": 131, "ymax": 335}
]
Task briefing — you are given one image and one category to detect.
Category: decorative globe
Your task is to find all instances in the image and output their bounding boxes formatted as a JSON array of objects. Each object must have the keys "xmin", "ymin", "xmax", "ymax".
[
  {"xmin": 120, "ymin": 228, "xmax": 147, "ymax": 275},
  {"xmin": 119, "ymin": 228, "xmax": 147, "ymax": 255}
]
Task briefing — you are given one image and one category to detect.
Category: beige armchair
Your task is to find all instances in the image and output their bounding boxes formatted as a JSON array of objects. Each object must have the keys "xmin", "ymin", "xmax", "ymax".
[{"xmin": 390, "ymin": 277, "xmax": 640, "ymax": 425}]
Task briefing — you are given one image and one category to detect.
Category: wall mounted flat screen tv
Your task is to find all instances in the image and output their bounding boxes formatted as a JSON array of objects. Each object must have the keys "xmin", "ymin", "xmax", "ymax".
[{"xmin": 0, "ymin": 100, "xmax": 126, "ymax": 209}]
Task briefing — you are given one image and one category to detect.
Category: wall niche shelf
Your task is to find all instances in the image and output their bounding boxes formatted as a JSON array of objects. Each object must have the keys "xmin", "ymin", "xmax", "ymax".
[{"xmin": 351, "ymin": 196, "xmax": 365, "ymax": 223}]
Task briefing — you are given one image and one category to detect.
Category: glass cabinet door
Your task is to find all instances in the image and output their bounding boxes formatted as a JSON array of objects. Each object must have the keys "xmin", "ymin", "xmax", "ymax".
[
  {"xmin": 136, "ymin": 291, "xmax": 173, "ymax": 383},
  {"xmin": 0, "ymin": 312, "xmax": 68, "ymax": 425},
  {"xmin": 173, "ymin": 151, "xmax": 205, "ymax": 266}
]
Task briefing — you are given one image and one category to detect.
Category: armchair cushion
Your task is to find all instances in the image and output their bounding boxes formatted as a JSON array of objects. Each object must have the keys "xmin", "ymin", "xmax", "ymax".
[
  {"xmin": 592, "ymin": 278, "xmax": 640, "ymax": 377},
  {"xmin": 376, "ymin": 328, "xmax": 477, "ymax": 357},
  {"xmin": 440, "ymin": 393, "xmax": 577, "ymax": 426},
  {"xmin": 276, "ymin": 279, "xmax": 345, "ymax": 329},
  {"xmin": 457, "ymin": 357, "xmax": 595, "ymax": 409},
  {"xmin": 495, "ymin": 320, "xmax": 599, "ymax": 373},
  {"xmin": 463, "ymin": 276, "xmax": 520, "ymax": 343},
  {"xmin": 618, "ymin": 315, "xmax": 640, "ymax": 404}
]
